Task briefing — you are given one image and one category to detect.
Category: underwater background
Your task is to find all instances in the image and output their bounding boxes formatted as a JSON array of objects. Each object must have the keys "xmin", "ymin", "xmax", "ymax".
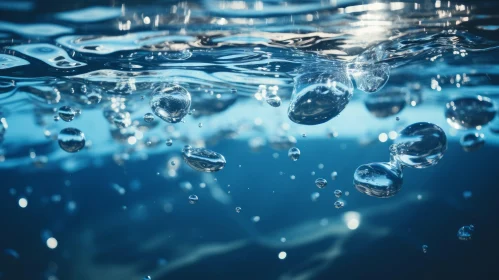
[{"xmin": 1, "ymin": 0, "xmax": 499, "ymax": 279}]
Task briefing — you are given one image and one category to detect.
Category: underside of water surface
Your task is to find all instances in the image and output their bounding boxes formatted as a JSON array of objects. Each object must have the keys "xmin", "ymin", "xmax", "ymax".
[{"xmin": 1, "ymin": 1, "xmax": 499, "ymax": 280}]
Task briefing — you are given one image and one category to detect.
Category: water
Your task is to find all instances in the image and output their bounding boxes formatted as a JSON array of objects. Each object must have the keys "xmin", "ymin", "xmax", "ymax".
[{"xmin": 2, "ymin": 1, "xmax": 499, "ymax": 279}]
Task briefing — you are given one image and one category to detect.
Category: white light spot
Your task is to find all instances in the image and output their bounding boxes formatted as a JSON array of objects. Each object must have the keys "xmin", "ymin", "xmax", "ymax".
[
  {"xmin": 388, "ymin": 131, "xmax": 398, "ymax": 140},
  {"xmin": 18, "ymin": 198, "xmax": 28, "ymax": 208},
  {"xmin": 127, "ymin": 136, "xmax": 137, "ymax": 145},
  {"xmin": 278, "ymin": 251, "xmax": 287, "ymax": 260},
  {"xmin": 417, "ymin": 194, "xmax": 423, "ymax": 200},
  {"xmin": 343, "ymin": 211, "xmax": 361, "ymax": 230},
  {"xmin": 378, "ymin": 133, "xmax": 388, "ymax": 142},
  {"xmin": 46, "ymin": 237, "xmax": 58, "ymax": 249},
  {"xmin": 143, "ymin": 16, "xmax": 151, "ymax": 24}
]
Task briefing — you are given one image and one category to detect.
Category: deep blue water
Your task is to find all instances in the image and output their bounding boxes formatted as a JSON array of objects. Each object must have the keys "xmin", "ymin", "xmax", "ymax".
[{"xmin": 1, "ymin": 0, "xmax": 499, "ymax": 279}]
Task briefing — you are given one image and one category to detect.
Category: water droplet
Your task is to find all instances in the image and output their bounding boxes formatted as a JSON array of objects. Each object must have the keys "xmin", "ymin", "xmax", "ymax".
[
  {"xmin": 150, "ymin": 85, "xmax": 191, "ymax": 123},
  {"xmin": 235, "ymin": 207, "xmax": 242, "ymax": 213},
  {"xmin": 334, "ymin": 201, "xmax": 344, "ymax": 209},
  {"xmin": 182, "ymin": 145, "xmax": 226, "ymax": 172},
  {"xmin": 288, "ymin": 69, "xmax": 353, "ymax": 125},
  {"xmin": 166, "ymin": 138, "xmax": 173, "ymax": 146},
  {"xmin": 460, "ymin": 132, "xmax": 485, "ymax": 152},
  {"xmin": 143, "ymin": 113, "xmax": 155, "ymax": 123},
  {"xmin": 457, "ymin": 225, "xmax": 474, "ymax": 241},
  {"xmin": 393, "ymin": 122, "xmax": 447, "ymax": 168},
  {"xmin": 354, "ymin": 162, "xmax": 403, "ymax": 198},
  {"xmin": 334, "ymin": 189, "xmax": 342, "ymax": 198},
  {"xmin": 288, "ymin": 147, "xmax": 300, "ymax": 161},
  {"xmin": 188, "ymin": 194, "xmax": 198, "ymax": 204},
  {"xmin": 315, "ymin": 178, "xmax": 327, "ymax": 189},
  {"xmin": 422, "ymin": 245, "xmax": 428, "ymax": 253},
  {"xmin": 58, "ymin": 128, "xmax": 86, "ymax": 153},
  {"xmin": 445, "ymin": 96, "xmax": 496, "ymax": 129},
  {"xmin": 348, "ymin": 62, "xmax": 390, "ymax": 93},
  {"xmin": 58, "ymin": 106, "xmax": 76, "ymax": 122},
  {"xmin": 365, "ymin": 87, "xmax": 408, "ymax": 118}
]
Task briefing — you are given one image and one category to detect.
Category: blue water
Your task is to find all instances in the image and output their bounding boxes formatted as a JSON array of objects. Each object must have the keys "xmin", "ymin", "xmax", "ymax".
[{"xmin": 1, "ymin": 0, "xmax": 499, "ymax": 279}]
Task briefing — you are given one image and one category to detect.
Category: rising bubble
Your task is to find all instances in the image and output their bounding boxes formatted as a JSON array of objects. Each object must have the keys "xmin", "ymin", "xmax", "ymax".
[
  {"xmin": 150, "ymin": 85, "xmax": 191, "ymax": 123},
  {"xmin": 58, "ymin": 106, "xmax": 76, "ymax": 122},
  {"xmin": 354, "ymin": 162, "xmax": 403, "ymax": 198},
  {"xmin": 287, "ymin": 68, "xmax": 353, "ymax": 125},
  {"xmin": 143, "ymin": 113, "xmax": 155, "ymax": 123},
  {"xmin": 457, "ymin": 225, "xmax": 474, "ymax": 241},
  {"xmin": 235, "ymin": 207, "xmax": 241, "ymax": 213},
  {"xmin": 315, "ymin": 178, "xmax": 327, "ymax": 189},
  {"xmin": 334, "ymin": 201, "xmax": 344, "ymax": 209},
  {"xmin": 393, "ymin": 122, "xmax": 447, "ymax": 168},
  {"xmin": 334, "ymin": 189, "xmax": 342, "ymax": 198},
  {"xmin": 58, "ymin": 128, "xmax": 86, "ymax": 153},
  {"xmin": 288, "ymin": 147, "xmax": 300, "ymax": 161},
  {"xmin": 460, "ymin": 132, "xmax": 485, "ymax": 152},
  {"xmin": 364, "ymin": 87, "xmax": 408, "ymax": 118},
  {"xmin": 445, "ymin": 96, "xmax": 496, "ymax": 130},
  {"xmin": 188, "ymin": 194, "xmax": 198, "ymax": 204},
  {"xmin": 166, "ymin": 138, "xmax": 173, "ymax": 146},
  {"xmin": 182, "ymin": 145, "xmax": 226, "ymax": 172}
]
